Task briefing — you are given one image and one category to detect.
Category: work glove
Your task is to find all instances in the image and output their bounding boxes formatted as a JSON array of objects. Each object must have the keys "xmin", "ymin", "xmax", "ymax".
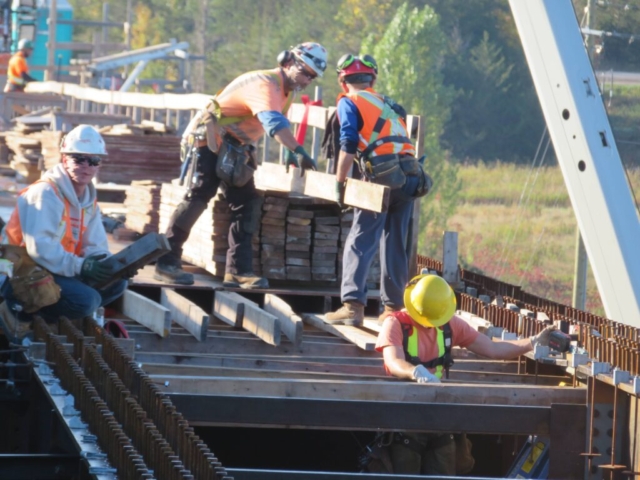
[
  {"xmin": 335, "ymin": 180, "xmax": 346, "ymax": 208},
  {"xmin": 412, "ymin": 365, "xmax": 441, "ymax": 384},
  {"xmin": 285, "ymin": 146, "xmax": 317, "ymax": 174},
  {"xmin": 81, "ymin": 253, "xmax": 112, "ymax": 284},
  {"xmin": 530, "ymin": 324, "xmax": 557, "ymax": 348}
]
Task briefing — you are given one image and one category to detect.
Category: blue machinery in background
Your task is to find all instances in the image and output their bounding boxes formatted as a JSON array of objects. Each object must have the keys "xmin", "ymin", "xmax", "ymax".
[{"xmin": 11, "ymin": 0, "xmax": 73, "ymax": 80}]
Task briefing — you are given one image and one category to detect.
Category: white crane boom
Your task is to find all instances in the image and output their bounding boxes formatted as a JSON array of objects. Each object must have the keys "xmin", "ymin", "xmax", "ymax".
[{"xmin": 509, "ymin": 0, "xmax": 640, "ymax": 326}]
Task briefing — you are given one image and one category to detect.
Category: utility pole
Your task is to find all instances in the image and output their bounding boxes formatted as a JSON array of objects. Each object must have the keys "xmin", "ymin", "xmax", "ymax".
[
  {"xmin": 572, "ymin": 0, "xmax": 595, "ymax": 311},
  {"xmin": 45, "ymin": 0, "xmax": 57, "ymax": 81}
]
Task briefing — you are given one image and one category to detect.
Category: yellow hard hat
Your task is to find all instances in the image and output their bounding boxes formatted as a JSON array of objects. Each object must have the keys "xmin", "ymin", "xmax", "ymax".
[{"xmin": 403, "ymin": 274, "xmax": 456, "ymax": 328}]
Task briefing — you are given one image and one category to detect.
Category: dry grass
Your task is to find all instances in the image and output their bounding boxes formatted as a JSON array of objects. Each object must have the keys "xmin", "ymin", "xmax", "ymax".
[{"xmin": 419, "ymin": 163, "xmax": 640, "ymax": 317}]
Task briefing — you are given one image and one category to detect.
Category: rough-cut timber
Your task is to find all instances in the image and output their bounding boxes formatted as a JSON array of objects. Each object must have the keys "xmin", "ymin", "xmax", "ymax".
[
  {"xmin": 160, "ymin": 288, "xmax": 210, "ymax": 341},
  {"xmin": 119, "ymin": 290, "xmax": 171, "ymax": 337},
  {"xmin": 264, "ymin": 294, "xmax": 303, "ymax": 347},
  {"xmin": 302, "ymin": 313, "xmax": 377, "ymax": 351}
]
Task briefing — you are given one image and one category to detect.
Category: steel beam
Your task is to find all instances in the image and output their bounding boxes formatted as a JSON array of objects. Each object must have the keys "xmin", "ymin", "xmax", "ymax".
[
  {"xmin": 169, "ymin": 395, "xmax": 551, "ymax": 434},
  {"xmin": 228, "ymin": 470, "xmax": 503, "ymax": 480}
]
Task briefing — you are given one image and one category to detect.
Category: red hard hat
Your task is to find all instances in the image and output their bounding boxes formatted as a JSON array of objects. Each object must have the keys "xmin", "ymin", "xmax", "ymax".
[{"xmin": 336, "ymin": 54, "xmax": 378, "ymax": 81}]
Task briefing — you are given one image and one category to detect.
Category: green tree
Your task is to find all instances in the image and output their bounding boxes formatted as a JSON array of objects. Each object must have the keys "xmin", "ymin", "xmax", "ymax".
[{"xmin": 362, "ymin": 3, "xmax": 460, "ymax": 255}]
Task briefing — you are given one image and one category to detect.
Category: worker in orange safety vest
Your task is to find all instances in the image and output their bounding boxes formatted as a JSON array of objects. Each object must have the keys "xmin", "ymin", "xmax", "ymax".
[
  {"xmin": 373, "ymin": 274, "xmax": 556, "ymax": 475},
  {"xmin": 0, "ymin": 125, "xmax": 128, "ymax": 331},
  {"xmin": 4, "ymin": 39, "xmax": 37, "ymax": 93}
]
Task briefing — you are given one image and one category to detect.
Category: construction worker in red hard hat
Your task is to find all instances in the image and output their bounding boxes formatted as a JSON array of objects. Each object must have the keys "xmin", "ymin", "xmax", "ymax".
[
  {"xmin": 4, "ymin": 39, "xmax": 37, "ymax": 93},
  {"xmin": 155, "ymin": 42, "xmax": 327, "ymax": 288},
  {"xmin": 325, "ymin": 54, "xmax": 433, "ymax": 327},
  {"xmin": 0, "ymin": 125, "xmax": 128, "ymax": 338},
  {"xmin": 373, "ymin": 274, "xmax": 556, "ymax": 475}
]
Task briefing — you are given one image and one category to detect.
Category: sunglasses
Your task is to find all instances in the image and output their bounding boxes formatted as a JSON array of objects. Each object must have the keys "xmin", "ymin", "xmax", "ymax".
[
  {"xmin": 336, "ymin": 54, "xmax": 378, "ymax": 74},
  {"xmin": 298, "ymin": 50, "xmax": 327, "ymax": 72},
  {"xmin": 70, "ymin": 154, "xmax": 102, "ymax": 167},
  {"xmin": 295, "ymin": 61, "xmax": 317, "ymax": 80}
]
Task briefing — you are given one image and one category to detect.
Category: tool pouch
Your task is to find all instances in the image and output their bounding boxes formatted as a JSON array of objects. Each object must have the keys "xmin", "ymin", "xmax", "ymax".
[
  {"xmin": 365, "ymin": 155, "xmax": 406, "ymax": 190},
  {"xmin": 0, "ymin": 245, "xmax": 61, "ymax": 313},
  {"xmin": 216, "ymin": 135, "xmax": 257, "ymax": 188}
]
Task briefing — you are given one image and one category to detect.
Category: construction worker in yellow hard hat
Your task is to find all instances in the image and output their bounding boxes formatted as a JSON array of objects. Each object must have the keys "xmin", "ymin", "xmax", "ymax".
[{"xmin": 373, "ymin": 274, "xmax": 556, "ymax": 476}]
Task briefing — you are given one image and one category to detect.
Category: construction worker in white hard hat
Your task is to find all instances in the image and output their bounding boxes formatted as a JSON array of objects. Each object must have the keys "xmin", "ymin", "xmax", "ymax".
[
  {"xmin": 0, "ymin": 125, "xmax": 128, "ymax": 337},
  {"xmin": 155, "ymin": 42, "xmax": 327, "ymax": 288},
  {"xmin": 373, "ymin": 274, "xmax": 556, "ymax": 475},
  {"xmin": 4, "ymin": 39, "xmax": 36, "ymax": 93}
]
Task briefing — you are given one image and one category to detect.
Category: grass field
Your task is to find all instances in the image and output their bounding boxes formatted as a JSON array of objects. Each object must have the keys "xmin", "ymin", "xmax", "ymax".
[{"xmin": 419, "ymin": 162, "xmax": 640, "ymax": 317}]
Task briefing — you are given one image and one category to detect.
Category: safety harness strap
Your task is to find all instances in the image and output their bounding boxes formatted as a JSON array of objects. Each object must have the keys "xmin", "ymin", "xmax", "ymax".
[{"xmin": 400, "ymin": 322, "xmax": 454, "ymax": 378}]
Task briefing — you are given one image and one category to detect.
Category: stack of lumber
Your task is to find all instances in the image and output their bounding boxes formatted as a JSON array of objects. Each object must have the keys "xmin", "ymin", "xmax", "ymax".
[
  {"xmin": 158, "ymin": 183, "xmax": 220, "ymax": 275},
  {"xmin": 124, "ymin": 180, "xmax": 162, "ymax": 234},
  {"xmin": 40, "ymin": 131, "xmax": 64, "ymax": 170},
  {"xmin": 261, "ymin": 196, "xmax": 289, "ymax": 280},
  {"xmin": 39, "ymin": 130, "xmax": 181, "ymax": 184},
  {"xmin": 156, "ymin": 182, "xmax": 379, "ymax": 288},
  {"xmin": 2, "ymin": 131, "xmax": 42, "ymax": 183}
]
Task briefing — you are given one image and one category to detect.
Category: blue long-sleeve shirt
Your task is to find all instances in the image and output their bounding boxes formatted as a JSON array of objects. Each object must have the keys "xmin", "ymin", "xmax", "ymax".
[
  {"xmin": 337, "ymin": 97, "xmax": 363, "ymax": 154},
  {"xmin": 256, "ymin": 110, "xmax": 291, "ymax": 137}
]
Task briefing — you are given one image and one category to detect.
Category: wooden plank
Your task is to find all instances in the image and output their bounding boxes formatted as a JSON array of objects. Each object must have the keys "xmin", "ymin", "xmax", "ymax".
[
  {"xmin": 213, "ymin": 291, "xmax": 281, "ymax": 346},
  {"xmin": 264, "ymin": 294, "xmax": 303, "ymax": 347},
  {"xmin": 130, "ymin": 331, "xmax": 377, "ymax": 357},
  {"xmin": 160, "ymin": 289, "xmax": 210, "ymax": 342},
  {"xmin": 140, "ymin": 363, "xmax": 391, "ymax": 381},
  {"xmin": 304, "ymin": 170, "xmax": 389, "ymax": 213},
  {"xmin": 120, "ymin": 290, "xmax": 171, "ymax": 338},
  {"xmin": 139, "ymin": 362, "xmax": 566, "ymax": 385},
  {"xmin": 133, "ymin": 352, "xmax": 520, "ymax": 373},
  {"xmin": 442, "ymin": 231, "xmax": 460, "ymax": 284},
  {"xmin": 254, "ymin": 162, "xmax": 305, "ymax": 194},
  {"xmin": 343, "ymin": 177, "xmax": 390, "ymax": 213},
  {"xmin": 302, "ymin": 313, "xmax": 377, "ymax": 351},
  {"xmin": 152, "ymin": 375, "xmax": 587, "ymax": 407}
]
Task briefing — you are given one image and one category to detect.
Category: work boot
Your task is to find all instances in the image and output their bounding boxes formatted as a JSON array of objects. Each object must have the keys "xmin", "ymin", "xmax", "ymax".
[
  {"xmin": 325, "ymin": 301, "xmax": 364, "ymax": 327},
  {"xmin": 378, "ymin": 304, "xmax": 400, "ymax": 325},
  {"xmin": 0, "ymin": 301, "xmax": 32, "ymax": 342},
  {"xmin": 154, "ymin": 254, "xmax": 194, "ymax": 285},
  {"xmin": 223, "ymin": 272, "xmax": 269, "ymax": 289}
]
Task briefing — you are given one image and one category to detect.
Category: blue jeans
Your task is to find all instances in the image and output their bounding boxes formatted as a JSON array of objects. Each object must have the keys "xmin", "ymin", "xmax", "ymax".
[
  {"xmin": 341, "ymin": 176, "xmax": 419, "ymax": 307},
  {"xmin": 1, "ymin": 274, "xmax": 128, "ymax": 321}
]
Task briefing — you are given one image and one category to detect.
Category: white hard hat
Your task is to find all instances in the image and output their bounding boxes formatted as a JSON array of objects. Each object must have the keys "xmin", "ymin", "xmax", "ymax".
[
  {"xmin": 60, "ymin": 125, "xmax": 107, "ymax": 156},
  {"xmin": 292, "ymin": 42, "xmax": 328, "ymax": 78}
]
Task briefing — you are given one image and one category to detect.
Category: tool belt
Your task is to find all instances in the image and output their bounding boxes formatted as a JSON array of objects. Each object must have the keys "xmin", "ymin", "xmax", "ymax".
[
  {"xmin": 0, "ymin": 245, "xmax": 61, "ymax": 313},
  {"xmin": 215, "ymin": 133, "xmax": 257, "ymax": 188},
  {"xmin": 360, "ymin": 153, "xmax": 431, "ymax": 198}
]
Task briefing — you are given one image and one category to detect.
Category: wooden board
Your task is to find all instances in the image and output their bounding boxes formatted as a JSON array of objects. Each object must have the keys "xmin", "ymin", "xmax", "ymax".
[
  {"xmin": 160, "ymin": 289, "xmax": 210, "ymax": 342},
  {"xmin": 302, "ymin": 313, "xmax": 377, "ymax": 351},
  {"xmin": 130, "ymin": 331, "xmax": 377, "ymax": 357},
  {"xmin": 213, "ymin": 290, "xmax": 281, "ymax": 346},
  {"xmin": 119, "ymin": 290, "xmax": 171, "ymax": 338},
  {"xmin": 304, "ymin": 170, "xmax": 390, "ymax": 213},
  {"xmin": 254, "ymin": 162, "xmax": 305, "ymax": 194},
  {"xmin": 151, "ymin": 375, "xmax": 587, "ymax": 407},
  {"xmin": 264, "ymin": 294, "xmax": 303, "ymax": 347}
]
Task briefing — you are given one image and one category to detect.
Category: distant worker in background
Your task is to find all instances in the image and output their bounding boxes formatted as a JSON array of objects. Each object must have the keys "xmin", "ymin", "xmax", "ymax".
[
  {"xmin": 0, "ymin": 125, "xmax": 128, "ymax": 336},
  {"xmin": 325, "ymin": 54, "xmax": 432, "ymax": 327},
  {"xmin": 154, "ymin": 42, "xmax": 327, "ymax": 288},
  {"xmin": 374, "ymin": 274, "xmax": 556, "ymax": 475},
  {"xmin": 4, "ymin": 39, "xmax": 36, "ymax": 93}
]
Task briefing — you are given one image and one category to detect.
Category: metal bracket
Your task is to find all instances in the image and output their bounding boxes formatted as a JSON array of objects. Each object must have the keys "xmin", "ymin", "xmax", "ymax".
[
  {"xmin": 591, "ymin": 361, "xmax": 611, "ymax": 376},
  {"xmin": 612, "ymin": 368, "xmax": 631, "ymax": 386}
]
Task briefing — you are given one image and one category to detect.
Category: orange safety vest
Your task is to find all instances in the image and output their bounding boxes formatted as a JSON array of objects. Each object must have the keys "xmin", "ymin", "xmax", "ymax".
[
  {"xmin": 337, "ymin": 88, "xmax": 415, "ymax": 160},
  {"xmin": 388, "ymin": 311, "xmax": 453, "ymax": 379},
  {"xmin": 7, "ymin": 51, "xmax": 29, "ymax": 86},
  {"xmin": 4, "ymin": 179, "xmax": 95, "ymax": 255}
]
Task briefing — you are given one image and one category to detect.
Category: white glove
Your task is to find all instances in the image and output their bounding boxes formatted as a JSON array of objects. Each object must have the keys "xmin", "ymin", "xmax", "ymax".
[
  {"xmin": 530, "ymin": 325, "xmax": 557, "ymax": 348},
  {"xmin": 412, "ymin": 365, "xmax": 441, "ymax": 384}
]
